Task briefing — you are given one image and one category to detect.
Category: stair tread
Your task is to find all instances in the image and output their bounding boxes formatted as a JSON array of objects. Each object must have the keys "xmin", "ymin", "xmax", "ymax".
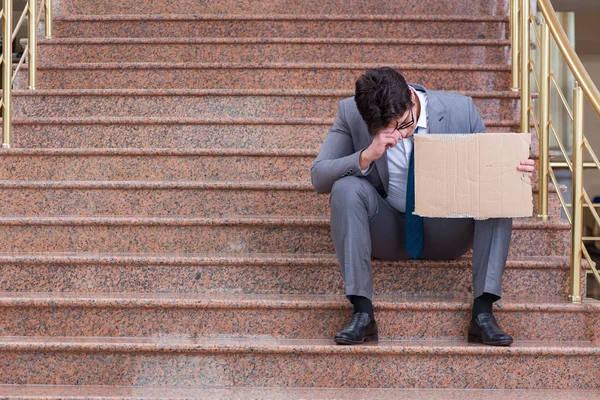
[
  {"xmin": 0, "ymin": 215, "xmax": 572, "ymax": 229},
  {"xmin": 37, "ymin": 37, "xmax": 512, "ymax": 45},
  {"xmin": 0, "ymin": 180, "xmax": 315, "ymax": 189},
  {"xmin": 0, "ymin": 252, "xmax": 571, "ymax": 268},
  {"xmin": 0, "ymin": 292, "xmax": 596, "ymax": 310},
  {"xmin": 0, "ymin": 385, "xmax": 596, "ymax": 400},
  {"xmin": 53, "ymin": 14, "xmax": 511, "ymax": 22},
  {"xmin": 0, "ymin": 336, "xmax": 598, "ymax": 354},
  {"xmin": 30, "ymin": 62, "xmax": 513, "ymax": 71},
  {"xmin": 12, "ymin": 88, "xmax": 520, "ymax": 97},
  {"xmin": 0, "ymin": 147, "xmax": 317, "ymax": 156}
]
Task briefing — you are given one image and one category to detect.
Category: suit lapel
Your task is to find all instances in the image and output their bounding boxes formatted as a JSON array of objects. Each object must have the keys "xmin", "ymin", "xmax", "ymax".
[
  {"xmin": 361, "ymin": 129, "xmax": 389, "ymax": 196},
  {"xmin": 374, "ymin": 152, "xmax": 389, "ymax": 195},
  {"xmin": 426, "ymin": 91, "xmax": 449, "ymax": 134}
]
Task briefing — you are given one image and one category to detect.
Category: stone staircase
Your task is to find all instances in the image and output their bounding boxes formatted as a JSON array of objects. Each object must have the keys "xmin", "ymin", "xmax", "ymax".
[{"xmin": 1, "ymin": 0, "xmax": 599, "ymax": 397}]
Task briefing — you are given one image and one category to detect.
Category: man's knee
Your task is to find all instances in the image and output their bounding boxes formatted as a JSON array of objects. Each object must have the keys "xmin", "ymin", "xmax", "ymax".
[{"xmin": 331, "ymin": 177, "xmax": 375, "ymax": 210}]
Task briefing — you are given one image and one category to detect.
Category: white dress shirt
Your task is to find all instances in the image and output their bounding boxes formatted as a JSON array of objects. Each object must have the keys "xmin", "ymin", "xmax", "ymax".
[{"xmin": 385, "ymin": 88, "xmax": 428, "ymax": 213}]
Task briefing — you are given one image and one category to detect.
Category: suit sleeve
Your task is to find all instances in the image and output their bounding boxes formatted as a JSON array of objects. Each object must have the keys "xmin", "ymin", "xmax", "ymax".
[
  {"xmin": 468, "ymin": 97, "xmax": 487, "ymax": 134},
  {"xmin": 310, "ymin": 100, "xmax": 368, "ymax": 194}
]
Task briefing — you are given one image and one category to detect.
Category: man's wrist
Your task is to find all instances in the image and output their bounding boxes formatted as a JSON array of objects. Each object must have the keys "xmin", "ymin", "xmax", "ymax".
[{"xmin": 359, "ymin": 148, "xmax": 374, "ymax": 170}]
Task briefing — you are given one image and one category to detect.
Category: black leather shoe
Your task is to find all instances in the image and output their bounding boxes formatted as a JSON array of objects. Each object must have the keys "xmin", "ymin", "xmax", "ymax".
[
  {"xmin": 334, "ymin": 312, "xmax": 378, "ymax": 345},
  {"xmin": 468, "ymin": 313, "xmax": 513, "ymax": 346}
]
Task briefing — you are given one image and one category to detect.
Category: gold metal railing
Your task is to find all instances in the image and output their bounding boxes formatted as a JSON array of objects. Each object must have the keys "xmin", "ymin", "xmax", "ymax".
[
  {"xmin": 1, "ymin": 0, "xmax": 52, "ymax": 148},
  {"xmin": 511, "ymin": 0, "xmax": 600, "ymax": 303}
]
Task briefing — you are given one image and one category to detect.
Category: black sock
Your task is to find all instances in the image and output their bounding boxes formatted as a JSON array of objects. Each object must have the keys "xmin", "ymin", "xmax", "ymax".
[
  {"xmin": 348, "ymin": 295, "xmax": 374, "ymax": 319},
  {"xmin": 472, "ymin": 292, "xmax": 500, "ymax": 320}
]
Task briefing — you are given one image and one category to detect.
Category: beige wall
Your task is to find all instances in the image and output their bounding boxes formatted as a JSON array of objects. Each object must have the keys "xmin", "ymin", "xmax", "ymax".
[
  {"xmin": 577, "ymin": 13, "xmax": 600, "ymax": 197},
  {"xmin": 582, "ymin": 55, "xmax": 600, "ymax": 197}
]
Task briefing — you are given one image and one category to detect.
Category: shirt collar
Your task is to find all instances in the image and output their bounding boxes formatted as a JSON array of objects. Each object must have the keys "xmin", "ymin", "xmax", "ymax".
[{"xmin": 413, "ymin": 88, "xmax": 428, "ymax": 131}]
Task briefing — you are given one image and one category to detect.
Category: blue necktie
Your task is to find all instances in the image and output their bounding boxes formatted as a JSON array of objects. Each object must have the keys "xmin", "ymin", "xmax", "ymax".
[{"xmin": 405, "ymin": 128, "xmax": 424, "ymax": 259}]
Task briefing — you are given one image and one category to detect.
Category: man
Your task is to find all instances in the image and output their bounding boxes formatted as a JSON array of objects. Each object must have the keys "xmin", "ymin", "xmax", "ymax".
[{"xmin": 311, "ymin": 67, "xmax": 534, "ymax": 346}]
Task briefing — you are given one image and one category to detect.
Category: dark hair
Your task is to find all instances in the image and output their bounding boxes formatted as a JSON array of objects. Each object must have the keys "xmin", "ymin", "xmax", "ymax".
[{"xmin": 354, "ymin": 67, "xmax": 414, "ymax": 135}]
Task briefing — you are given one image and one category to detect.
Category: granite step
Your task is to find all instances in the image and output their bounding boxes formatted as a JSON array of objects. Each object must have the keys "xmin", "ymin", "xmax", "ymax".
[
  {"xmin": 15, "ymin": 63, "xmax": 512, "ymax": 91},
  {"xmin": 0, "ymin": 336, "xmax": 598, "ymax": 388},
  {"xmin": 0, "ymin": 180, "xmax": 561, "ymax": 218},
  {"xmin": 0, "ymin": 386, "xmax": 598, "ymax": 400},
  {"xmin": 9, "ymin": 118, "xmax": 522, "ymax": 149},
  {"xmin": 0, "ymin": 149, "xmax": 315, "ymax": 181},
  {"xmin": 51, "ymin": 15, "xmax": 508, "ymax": 40},
  {"xmin": 0, "ymin": 216, "xmax": 571, "ymax": 256},
  {"xmin": 35, "ymin": 38, "xmax": 511, "ymax": 64},
  {"xmin": 0, "ymin": 293, "xmax": 596, "ymax": 341},
  {"xmin": 12, "ymin": 89, "xmax": 520, "ymax": 122},
  {"xmin": 55, "ymin": 0, "xmax": 509, "ymax": 17},
  {"xmin": 0, "ymin": 253, "xmax": 576, "ymax": 298}
]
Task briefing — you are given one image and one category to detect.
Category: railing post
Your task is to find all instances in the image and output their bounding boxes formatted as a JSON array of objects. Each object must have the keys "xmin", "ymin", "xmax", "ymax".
[
  {"xmin": 2, "ymin": 0, "xmax": 13, "ymax": 148},
  {"xmin": 571, "ymin": 85, "xmax": 584, "ymax": 304},
  {"xmin": 28, "ymin": 0, "xmax": 37, "ymax": 89},
  {"xmin": 520, "ymin": 0, "xmax": 530, "ymax": 134},
  {"xmin": 45, "ymin": 0, "xmax": 52, "ymax": 39},
  {"xmin": 538, "ymin": 20, "xmax": 550, "ymax": 220},
  {"xmin": 511, "ymin": 0, "xmax": 520, "ymax": 91}
]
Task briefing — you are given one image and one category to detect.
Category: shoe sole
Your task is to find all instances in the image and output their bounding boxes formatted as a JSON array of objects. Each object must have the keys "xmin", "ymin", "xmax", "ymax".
[
  {"xmin": 468, "ymin": 334, "xmax": 513, "ymax": 346},
  {"xmin": 334, "ymin": 334, "xmax": 379, "ymax": 345}
]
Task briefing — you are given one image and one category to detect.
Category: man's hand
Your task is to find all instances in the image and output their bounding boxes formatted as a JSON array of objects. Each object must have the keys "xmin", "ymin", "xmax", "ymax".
[
  {"xmin": 359, "ymin": 129, "xmax": 402, "ymax": 170},
  {"xmin": 518, "ymin": 159, "xmax": 535, "ymax": 178}
]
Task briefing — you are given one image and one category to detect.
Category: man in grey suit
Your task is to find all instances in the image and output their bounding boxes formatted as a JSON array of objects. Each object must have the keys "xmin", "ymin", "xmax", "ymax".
[{"xmin": 311, "ymin": 68, "xmax": 534, "ymax": 346}]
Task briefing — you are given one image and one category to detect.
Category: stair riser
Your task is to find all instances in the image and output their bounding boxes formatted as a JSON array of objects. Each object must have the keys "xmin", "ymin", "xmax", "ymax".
[
  {"xmin": 10, "ymin": 123, "xmax": 520, "ymax": 149},
  {"xmin": 0, "ymin": 225, "xmax": 570, "ymax": 256},
  {"xmin": 56, "ymin": 0, "xmax": 509, "ymax": 16},
  {"xmin": 36, "ymin": 43, "xmax": 509, "ymax": 64},
  {"xmin": 0, "ymin": 262, "xmax": 574, "ymax": 298},
  {"xmin": 0, "ymin": 306, "xmax": 594, "ymax": 341},
  {"xmin": 53, "ymin": 19, "xmax": 508, "ymax": 40},
  {"xmin": 0, "ymin": 188, "xmax": 561, "ymax": 218},
  {"xmin": 11, "ymin": 123, "xmax": 329, "ymax": 150},
  {"xmin": 13, "ymin": 94, "xmax": 519, "ymax": 121},
  {"xmin": 0, "ymin": 188, "xmax": 330, "ymax": 217},
  {"xmin": 0, "ymin": 351, "xmax": 597, "ymax": 389},
  {"xmin": 0, "ymin": 155, "xmax": 314, "ymax": 181},
  {"xmin": 15, "ymin": 68, "xmax": 512, "ymax": 91}
]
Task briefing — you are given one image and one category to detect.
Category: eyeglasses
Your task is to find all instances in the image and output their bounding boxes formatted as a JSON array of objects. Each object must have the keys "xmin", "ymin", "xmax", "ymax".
[{"xmin": 394, "ymin": 108, "xmax": 414, "ymax": 131}]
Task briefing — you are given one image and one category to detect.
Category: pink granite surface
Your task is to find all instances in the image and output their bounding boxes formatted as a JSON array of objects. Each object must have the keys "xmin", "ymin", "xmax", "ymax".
[
  {"xmin": 0, "ymin": 254, "xmax": 574, "ymax": 298},
  {"xmin": 0, "ymin": 149, "xmax": 315, "ymax": 181},
  {"xmin": 0, "ymin": 337, "xmax": 598, "ymax": 388},
  {"xmin": 36, "ymin": 38, "xmax": 510, "ymax": 64},
  {"xmin": 12, "ymin": 89, "xmax": 520, "ymax": 121},
  {"xmin": 1, "ymin": 0, "xmax": 591, "ymax": 392},
  {"xmin": 52, "ymin": 16, "xmax": 508, "ymax": 40},
  {"xmin": 1, "ymin": 385, "xmax": 599, "ymax": 400},
  {"xmin": 0, "ymin": 293, "xmax": 597, "ymax": 341},
  {"xmin": 11, "ymin": 120, "xmax": 330, "ymax": 149},
  {"xmin": 0, "ymin": 216, "xmax": 570, "ymax": 255},
  {"xmin": 16, "ymin": 63, "xmax": 512, "ymax": 91},
  {"xmin": 55, "ymin": 0, "xmax": 509, "ymax": 16},
  {"xmin": 0, "ymin": 182, "xmax": 328, "ymax": 217}
]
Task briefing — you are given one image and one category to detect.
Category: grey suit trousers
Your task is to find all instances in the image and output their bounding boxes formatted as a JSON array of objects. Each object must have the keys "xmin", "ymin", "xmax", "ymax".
[{"xmin": 330, "ymin": 176, "xmax": 512, "ymax": 300}]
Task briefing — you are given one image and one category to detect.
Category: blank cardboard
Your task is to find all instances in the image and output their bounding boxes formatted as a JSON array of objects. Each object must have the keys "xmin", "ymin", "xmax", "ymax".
[{"xmin": 414, "ymin": 132, "xmax": 533, "ymax": 219}]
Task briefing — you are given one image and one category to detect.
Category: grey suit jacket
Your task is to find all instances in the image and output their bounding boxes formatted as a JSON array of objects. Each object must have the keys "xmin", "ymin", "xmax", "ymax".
[{"xmin": 310, "ymin": 84, "xmax": 486, "ymax": 196}]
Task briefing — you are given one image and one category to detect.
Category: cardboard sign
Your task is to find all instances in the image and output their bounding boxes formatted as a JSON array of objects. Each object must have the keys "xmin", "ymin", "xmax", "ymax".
[{"xmin": 414, "ymin": 132, "xmax": 533, "ymax": 219}]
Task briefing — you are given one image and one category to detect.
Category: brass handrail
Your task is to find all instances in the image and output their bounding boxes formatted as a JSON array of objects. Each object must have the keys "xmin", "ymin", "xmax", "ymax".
[
  {"xmin": 1, "ymin": 0, "xmax": 53, "ymax": 148},
  {"xmin": 513, "ymin": 0, "xmax": 600, "ymax": 302}
]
